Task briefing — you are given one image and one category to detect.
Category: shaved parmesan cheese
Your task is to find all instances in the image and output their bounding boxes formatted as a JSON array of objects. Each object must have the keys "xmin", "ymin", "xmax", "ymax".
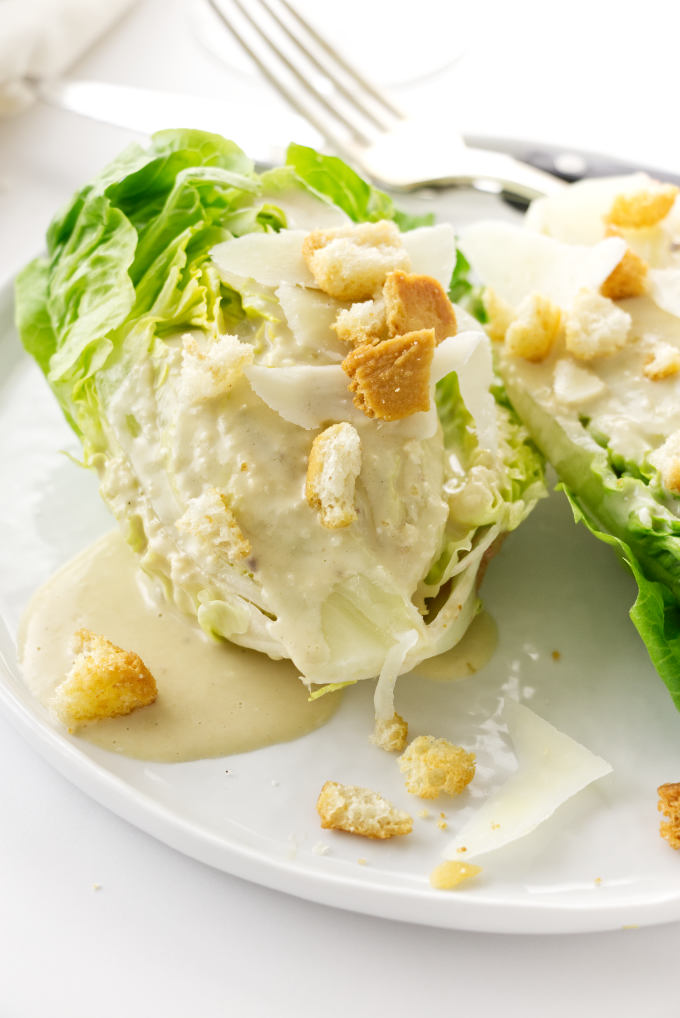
[
  {"xmin": 212, "ymin": 230, "xmax": 314, "ymax": 287},
  {"xmin": 553, "ymin": 358, "xmax": 606, "ymax": 405},
  {"xmin": 459, "ymin": 221, "xmax": 626, "ymax": 308},
  {"xmin": 276, "ymin": 284, "xmax": 346, "ymax": 360},
  {"xmin": 401, "ymin": 224, "xmax": 457, "ymax": 288},
  {"xmin": 525, "ymin": 173, "xmax": 652, "ymax": 245},
  {"xmin": 648, "ymin": 267, "xmax": 680, "ymax": 318},
  {"xmin": 445, "ymin": 700, "xmax": 612, "ymax": 860},
  {"xmin": 245, "ymin": 363, "xmax": 361, "ymax": 429}
]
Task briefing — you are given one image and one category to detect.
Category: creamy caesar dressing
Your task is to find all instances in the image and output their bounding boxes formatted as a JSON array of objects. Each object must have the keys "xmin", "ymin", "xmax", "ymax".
[
  {"xmin": 19, "ymin": 530, "xmax": 341, "ymax": 762},
  {"xmin": 404, "ymin": 610, "xmax": 497, "ymax": 681}
]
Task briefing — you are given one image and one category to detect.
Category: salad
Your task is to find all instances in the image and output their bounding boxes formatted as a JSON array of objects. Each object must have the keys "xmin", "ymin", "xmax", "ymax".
[
  {"xmin": 459, "ymin": 174, "xmax": 680, "ymax": 710},
  {"xmin": 14, "ymin": 130, "xmax": 545, "ymax": 725}
]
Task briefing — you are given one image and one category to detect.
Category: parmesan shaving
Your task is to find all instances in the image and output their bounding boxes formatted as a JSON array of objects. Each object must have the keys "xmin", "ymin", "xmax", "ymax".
[{"xmin": 445, "ymin": 700, "xmax": 612, "ymax": 860}]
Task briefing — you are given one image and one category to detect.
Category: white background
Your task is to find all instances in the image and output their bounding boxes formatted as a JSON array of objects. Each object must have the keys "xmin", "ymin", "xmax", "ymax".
[{"xmin": 1, "ymin": 1, "xmax": 680, "ymax": 1014}]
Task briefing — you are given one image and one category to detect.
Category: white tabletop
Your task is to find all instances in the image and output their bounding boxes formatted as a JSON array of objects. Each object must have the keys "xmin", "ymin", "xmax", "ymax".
[{"xmin": 1, "ymin": 2, "xmax": 679, "ymax": 1014}]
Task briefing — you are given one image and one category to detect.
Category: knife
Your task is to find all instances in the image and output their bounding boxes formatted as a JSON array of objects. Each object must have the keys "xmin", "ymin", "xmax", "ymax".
[{"xmin": 30, "ymin": 78, "xmax": 680, "ymax": 188}]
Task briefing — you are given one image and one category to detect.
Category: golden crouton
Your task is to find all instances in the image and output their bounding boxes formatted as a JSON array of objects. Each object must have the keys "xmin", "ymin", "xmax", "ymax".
[
  {"xmin": 383, "ymin": 271, "xmax": 457, "ymax": 345},
  {"xmin": 564, "ymin": 288, "xmax": 631, "ymax": 360},
  {"xmin": 644, "ymin": 342, "xmax": 680, "ymax": 381},
  {"xmin": 600, "ymin": 247, "xmax": 648, "ymax": 301},
  {"xmin": 342, "ymin": 328, "xmax": 435, "ymax": 421},
  {"xmin": 658, "ymin": 782, "xmax": 680, "ymax": 849},
  {"xmin": 399, "ymin": 735, "xmax": 476, "ymax": 799},
  {"xmin": 370, "ymin": 712, "xmax": 409, "ymax": 753},
  {"xmin": 505, "ymin": 293, "xmax": 562, "ymax": 362},
  {"xmin": 53, "ymin": 629, "xmax": 157, "ymax": 728},
  {"xmin": 606, "ymin": 184, "xmax": 679, "ymax": 229},
  {"xmin": 429, "ymin": 860, "xmax": 482, "ymax": 890},
  {"xmin": 483, "ymin": 288, "xmax": 516, "ymax": 343},
  {"xmin": 305, "ymin": 421, "xmax": 362, "ymax": 529},
  {"xmin": 316, "ymin": 781, "xmax": 413, "ymax": 839},
  {"xmin": 302, "ymin": 221, "xmax": 410, "ymax": 301},
  {"xmin": 332, "ymin": 298, "xmax": 387, "ymax": 346},
  {"xmin": 176, "ymin": 488, "xmax": 251, "ymax": 562}
]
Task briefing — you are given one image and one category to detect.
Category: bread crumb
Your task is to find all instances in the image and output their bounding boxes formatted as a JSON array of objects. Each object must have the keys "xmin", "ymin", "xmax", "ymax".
[
  {"xmin": 92, "ymin": 884, "xmax": 102, "ymax": 891},
  {"xmin": 399, "ymin": 735, "xmax": 476, "ymax": 800},
  {"xmin": 176, "ymin": 488, "xmax": 251, "ymax": 563},
  {"xmin": 371, "ymin": 712, "xmax": 408, "ymax": 752},
  {"xmin": 302, "ymin": 221, "xmax": 410, "ymax": 300},
  {"xmin": 649, "ymin": 431, "xmax": 680, "ymax": 494},
  {"xmin": 644, "ymin": 342, "xmax": 680, "ymax": 381},
  {"xmin": 316, "ymin": 781, "xmax": 413, "ymax": 839},
  {"xmin": 606, "ymin": 184, "xmax": 679, "ymax": 229},
  {"xmin": 600, "ymin": 247, "xmax": 648, "ymax": 301},
  {"xmin": 505, "ymin": 293, "xmax": 562, "ymax": 362},
  {"xmin": 312, "ymin": 841, "xmax": 330, "ymax": 856},
  {"xmin": 564, "ymin": 288, "xmax": 631, "ymax": 360},
  {"xmin": 418, "ymin": 809, "xmax": 431, "ymax": 819},
  {"xmin": 332, "ymin": 298, "xmax": 387, "ymax": 346},
  {"xmin": 357, "ymin": 857, "xmax": 368, "ymax": 866},
  {"xmin": 429, "ymin": 860, "xmax": 482, "ymax": 890},
  {"xmin": 305, "ymin": 422, "xmax": 361, "ymax": 529},
  {"xmin": 52, "ymin": 629, "xmax": 157, "ymax": 728},
  {"xmin": 383, "ymin": 270, "xmax": 457, "ymax": 345},
  {"xmin": 180, "ymin": 332, "xmax": 254, "ymax": 402},
  {"xmin": 594, "ymin": 877, "xmax": 602, "ymax": 886},
  {"xmin": 552, "ymin": 650, "xmax": 561, "ymax": 661},
  {"xmin": 483, "ymin": 288, "xmax": 516, "ymax": 343},
  {"xmin": 658, "ymin": 782, "xmax": 680, "ymax": 848},
  {"xmin": 437, "ymin": 819, "xmax": 448, "ymax": 831},
  {"xmin": 342, "ymin": 328, "xmax": 435, "ymax": 420}
]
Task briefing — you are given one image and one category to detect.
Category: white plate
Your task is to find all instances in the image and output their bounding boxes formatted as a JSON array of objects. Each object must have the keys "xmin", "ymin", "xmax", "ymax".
[{"xmin": 2, "ymin": 190, "xmax": 680, "ymax": 935}]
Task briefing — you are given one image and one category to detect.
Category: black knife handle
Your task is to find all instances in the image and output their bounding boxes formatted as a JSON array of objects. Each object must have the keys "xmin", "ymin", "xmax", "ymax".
[{"xmin": 464, "ymin": 134, "xmax": 680, "ymax": 187}]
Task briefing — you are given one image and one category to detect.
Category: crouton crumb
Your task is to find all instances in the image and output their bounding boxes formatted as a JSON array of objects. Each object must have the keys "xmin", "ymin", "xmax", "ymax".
[
  {"xmin": 483, "ymin": 288, "xmax": 516, "ymax": 343},
  {"xmin": 505, "ymin": 293, "xmax": 562, "ymax": 362},
  {"xmin": 52, "ymin": 629, "xmax": 157, "ymax": 728},
  {"xmin": 606, "ymin": 185, "xmax": 679, "ymax": 230},
  {"xmin": 658, "ymin": 782, "xmax": 680, "ymax": 848},
  {"xmin": 429, "ymin": 860, "xmax": 482, "ymax": 890},
  {"xmin": 332, "ymin": 298, "xmax": 387, "ymax": 346},
  {"xmin": 399, "ymin": 735, "xmax": 476, "ymax": 800},
  {"xmin": 342, "ymin": 328, "xmax": 435, "ymax": 420},
  {"xmin": 644, "ymin": 342, "xmax": 680, "ymax": 381},
  {"xmin": 383, "ymin": 270, "xmax": 457, "ymax": 345},
  {"xmin": 176, "ymin": 488, "xmax": 251, "ymax": 562},
  {"xmin": 600, "ymin": 247, "xmax": 648, "ymax": 301},
  {"xmin": 370, "ymin": 712, "xmax": 408, "ymax": 752},
  {"xmin": 316, "ymin": 781, "xmax": 413, "ymax": 839},
  {"xmin": 305, "ymin": 422, "xmax": 362, "ymax": 529},
  {"xmin": 564, "ymin": 288, "xmax": 632, "ymax": 360},
  {"xmin": 649, "ymin": 431, "xmax": 680, "ymax": 494},
  {"xmin": 302, "ymin": 221, "xmax": 410, "ymax": 301}
]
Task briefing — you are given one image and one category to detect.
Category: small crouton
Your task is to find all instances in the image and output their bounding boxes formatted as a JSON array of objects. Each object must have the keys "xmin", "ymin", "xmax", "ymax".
[
  {"xmin": 649, "ymin": 431, "xmax": 680, "ymax": 494},
  {"xmin": 644, "ymin": 342, "xmax": 680, "ymax": 381},
  {"xmin": 52, "ymin": 629, "xmax": 157, "ymax": 728},
  {"xmin": 429, "ymin": 860, "xmax": 482, "ymax": 890},
  {"xmin": 504, "ymin": 293, "xmax": 562, "ymax": 362},
  {"xmin": 383, "ymin": 271, "xmax": 457, "ymax": 345},
  {"xmin": 371, "ymin": 712, "xmax": 408, "ymax": 753},
  {"xmin": 600, "ymin": 248, "xmax": 648, "ymax": 301},
  {"xmin": 342, "ymin": 328, "xmax": 435, "ymax": 421},
  {"xmin": 332, "ymin": 298, "xmax": 387, "ymax": 346},
  {"xmin": 606, "ymin": 184, "xmax": 679, "ymax": 230},
  {"xmin": 564, "ymin": 288, "xmax": 632, "ymax": 360},
  {"xmin": 176, "ymin": 488, "xmax": 251, "ymax": 562},
  {"xmin": 180, "ymin": 333, "xmax": 254, "ymax": 403},
  {"xmin": 483, "ymin": 288, "xmax": 516, "ymax": 343},
  {"xmin": 316, "ymin": 781, "xmax": 413, "ymax": 839},
  {"xmin": 658, "ymin": 782, "xmax": 680, "ymax": 849},
  {"xmin": 302, "ymin": 221, "xmax": 410, "ymax": 301},
  {"xmin": 305, "ymin": 422, "xmax": 362, "ymax": 529},
  {"xmin": 399, "ymin": 735, "xmax": 476, "ymax": 800}
]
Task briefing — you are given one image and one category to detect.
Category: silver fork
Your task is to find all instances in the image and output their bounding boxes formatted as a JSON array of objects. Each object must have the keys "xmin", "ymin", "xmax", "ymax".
[{"xmin": 207, "ymin": 0, "xmax": 564, "ymax": 203}]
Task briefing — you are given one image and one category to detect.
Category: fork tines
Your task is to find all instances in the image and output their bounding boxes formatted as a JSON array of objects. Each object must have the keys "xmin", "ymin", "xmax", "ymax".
[{"xmin": 205, "ymin": 0, "xmax": 404, "ymax": 156}]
